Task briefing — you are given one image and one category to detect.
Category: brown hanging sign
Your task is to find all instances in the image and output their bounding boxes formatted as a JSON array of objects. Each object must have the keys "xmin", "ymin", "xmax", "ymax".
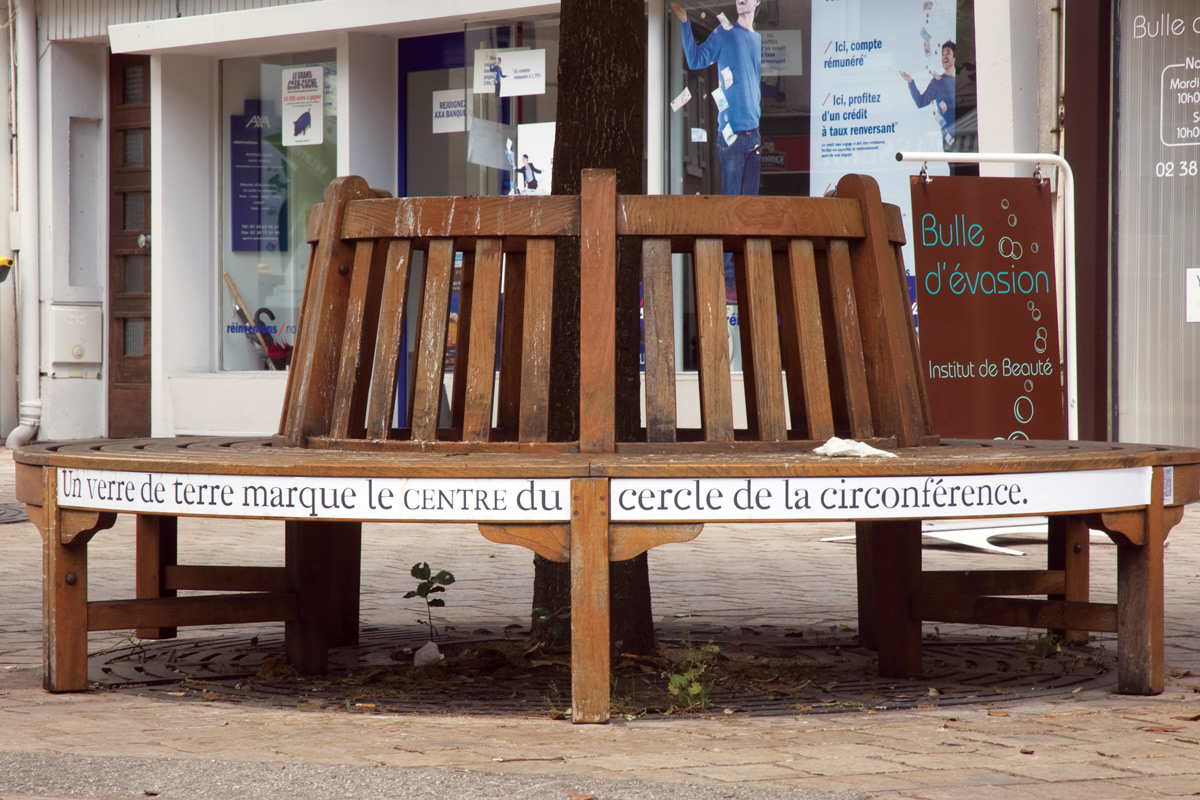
[{"xmin": 911, "ymin": 174, "xmax": 1065, "ymax": 440}]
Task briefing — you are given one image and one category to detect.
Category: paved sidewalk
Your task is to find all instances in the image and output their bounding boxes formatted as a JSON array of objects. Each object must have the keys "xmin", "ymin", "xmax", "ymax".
[{"xmin": 2, "ymin": 448, "xmax": 1200, "ymax": 799}]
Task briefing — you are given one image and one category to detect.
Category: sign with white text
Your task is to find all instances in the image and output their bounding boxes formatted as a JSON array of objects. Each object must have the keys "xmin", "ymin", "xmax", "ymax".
[
  {"xmin": 610, "ymin": 469, "xmax": 1149, "ymax": 522},
  {"xmin": 57, "ymin": 469, "xmax": 570, "ymax": 523}
]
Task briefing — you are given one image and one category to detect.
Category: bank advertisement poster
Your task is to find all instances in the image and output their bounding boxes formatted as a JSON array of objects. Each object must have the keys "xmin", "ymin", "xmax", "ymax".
[
  {"xmin": 282, "ymin": 66, "xmax": 323, "ymax": 146},
  {"xmin": 810, "ymin": 0, "xmax": 957, "ymax": 271},
  {"xmin": 472, "ymin": 48, "xmax": 547, "ymax": 98},
  {"xmin": 911, "ymin": 176, "xmax": 1065, "ymax": 440},
  {"xmin": 229, "ymin": 99, "xmax": 287, "ymax": 253}
]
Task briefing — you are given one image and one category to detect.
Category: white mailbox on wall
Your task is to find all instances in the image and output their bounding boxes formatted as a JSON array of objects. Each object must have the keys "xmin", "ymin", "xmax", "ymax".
[{"xmin": 42, "ymin": 303, "xmax": 103, "ymax": 378}]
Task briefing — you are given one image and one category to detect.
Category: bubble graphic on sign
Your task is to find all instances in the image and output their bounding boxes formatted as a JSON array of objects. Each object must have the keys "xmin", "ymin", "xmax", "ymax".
[
  {"xmin": 1034, "ymin": 326, "xmax": 1048, "ymax": 354},
  {"xmin": 1030, "ymin": 242, "xmax": 1039, "ymax": 254},
  {"xmin": 1014, "ymin": 395, "xmax": 1035, "ymax": 424},
  {"xmin": 999, "ymin": 237, "xmax": 1023, "ymax": 260},
  {"xmin": 1027, "ymin": 300, "xmax": 1041, "ymax": 321}
]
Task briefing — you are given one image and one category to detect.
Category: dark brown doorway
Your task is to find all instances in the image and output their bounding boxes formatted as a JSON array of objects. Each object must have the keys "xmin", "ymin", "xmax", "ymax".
[{"xmin": 108, "ymin": 53, "xmax": 152, "ymax": 438}]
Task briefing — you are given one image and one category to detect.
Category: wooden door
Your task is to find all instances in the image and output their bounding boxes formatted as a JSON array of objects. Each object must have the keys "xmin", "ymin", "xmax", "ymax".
[{"xmin": 108, "ymin": 54, "xmax": 152, "ymax": 438}]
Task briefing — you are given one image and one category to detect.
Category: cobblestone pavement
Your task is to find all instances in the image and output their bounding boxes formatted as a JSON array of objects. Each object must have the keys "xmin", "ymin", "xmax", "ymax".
[{"xmin": 2, "ymin": 448, "xmax": 1200, "ymax": 799}]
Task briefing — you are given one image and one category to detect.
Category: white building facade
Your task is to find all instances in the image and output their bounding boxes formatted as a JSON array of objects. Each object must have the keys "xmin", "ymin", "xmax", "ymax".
[{"xmin": 1, "ymin": 1, "xmax": 1186, "ymax": 447}]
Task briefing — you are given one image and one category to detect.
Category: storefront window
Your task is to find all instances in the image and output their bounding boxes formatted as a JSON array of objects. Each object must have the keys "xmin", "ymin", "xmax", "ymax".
[
  {"xmin": 663, "ymin": 0, "xmax": 975, "ymax": 371},
  {"xmin": 219, "ymin": 51, "xmax": 337, "ymax": 371}
]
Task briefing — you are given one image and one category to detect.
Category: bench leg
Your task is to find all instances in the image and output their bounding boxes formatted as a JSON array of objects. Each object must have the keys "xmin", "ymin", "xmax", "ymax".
[
  {"xmin": 135, "ymin": 514, "xmax": 178, "ymax": 640},
  {"xmin": 43, "ymin": 518, "xmax": 91, "ymax": 691},
  {"xmin": 856, "ymin": 519, "xmax": 922, "ymax": 677},
  {"xmin": 570, "ymin": 478, "xmax": 611, "ymax": 724},
  {"xmin": 326, "ymin": 522, "xmax": 362, "ymax": 647},
  {"xmin": 285, "ymin": 521, "xmax": 334, "ymax": 674},
  {"xmin": 1047, "ymin": 515, "xmax": 1089, "ymax": 644},
  {"xmin": 1116, "ymin": 509, "xmax": 1166, "ymax": 695}
]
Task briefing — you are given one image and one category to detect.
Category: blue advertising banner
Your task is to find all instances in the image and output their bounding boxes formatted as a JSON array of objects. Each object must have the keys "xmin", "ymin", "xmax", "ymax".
[{"xmin": 230, "ymin": 99, "xmax": 288, "ymax": 253}]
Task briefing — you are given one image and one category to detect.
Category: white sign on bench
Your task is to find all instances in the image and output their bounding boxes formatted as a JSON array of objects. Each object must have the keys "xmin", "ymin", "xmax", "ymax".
[
  {"xmin": 56, "ymin": 468, "xmax": 572, "ymax": 522},
  {"xmin": 610, "ymin": 468, "xmax": 1154, "ymax": 522}
]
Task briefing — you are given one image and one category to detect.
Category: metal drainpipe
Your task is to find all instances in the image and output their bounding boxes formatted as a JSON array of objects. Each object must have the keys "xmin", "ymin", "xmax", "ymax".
[{"xmin": 5, "ymin": 0, "xmax": 40, "ymax": 448}]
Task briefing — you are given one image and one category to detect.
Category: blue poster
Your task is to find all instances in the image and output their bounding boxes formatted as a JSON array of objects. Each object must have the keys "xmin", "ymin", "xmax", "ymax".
[{"xmin": 230, "ymin": 99, "xmax": 288, "ymax": 252}]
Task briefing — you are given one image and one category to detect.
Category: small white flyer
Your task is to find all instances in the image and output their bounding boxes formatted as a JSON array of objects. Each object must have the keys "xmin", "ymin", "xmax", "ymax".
[
  {"xmin": 671, "ymin": 86, "xmax": 693, "ymax": 112},
  {"xmin": 712, "ymin": 86, "xmax": 729, "ymax": 112},
  {"xmin": 1187, "ymin": 267, "xmax": 1200, "ymax": 322},
  {"xmin": 722, "ymin": 66, "xmax": 734, "ymax": 89},
  {"xmin": 282, "ymin": 66, "xmax": 323, "ymax": 146},
  {"xmin": 432, "ymin": 89, "xmax": 466, "ymax": 134},
  {"xmin": 690, "ymin": 127, "xmax": 708, "ymax": 143},
  {"xmin": 717, "ymin": 12, "xmax": 733, "ymax": 30},
  {"xmin": 722, "ymin": 124, "xmax": 737, "ymax": 145}
]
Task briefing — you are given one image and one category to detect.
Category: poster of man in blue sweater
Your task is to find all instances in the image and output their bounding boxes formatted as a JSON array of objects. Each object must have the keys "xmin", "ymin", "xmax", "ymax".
[
  {"xmin": 900, "ymin": 41, "xmax": 956, "ymax": 150},
  {"xmin": 672, "ymin": 0, "xmax": 763, "ymax": 196}
]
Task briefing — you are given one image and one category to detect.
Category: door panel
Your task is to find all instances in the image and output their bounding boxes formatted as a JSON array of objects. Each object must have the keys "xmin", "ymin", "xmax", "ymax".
[{"xmin": 108, "ymin": 54, "xmax": 152, "ymax": 438}]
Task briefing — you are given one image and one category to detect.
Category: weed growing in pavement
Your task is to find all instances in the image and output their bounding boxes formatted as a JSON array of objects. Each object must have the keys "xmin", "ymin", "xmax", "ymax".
[
  {"xmin": 662, "ymin": 635, "xmax": 721, "ymax": 713},
  {"xmin": 1024, "ymin": 630, "xmax": 1064, "ymax": 658},
  {"xmin": 404, "ymin": 562, "xmax": 456, "ymax": 638}
]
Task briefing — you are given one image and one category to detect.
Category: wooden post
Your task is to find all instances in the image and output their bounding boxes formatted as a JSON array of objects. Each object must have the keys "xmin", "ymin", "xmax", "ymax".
[
  {"xmin": 856, "ymin": 519, "xmax": 923, "ymax": 677},
  {"xmin": 1116, "ymin": 468, "xmax": 1167, "ymax": 694},
  {"xmin": 285, "ymin": 520, "xmax": 334, "ymax": 674},
  {"xmin": 570, "ymin": 478, "xmax": 611, "ymax": 723},
  {"xmin": 1048, "ymin": 515, "xmax": 1089, "ymax": 643},
  {"xmin": 135, "ymin": 514, "xmax": 178, "ymax": 640}
]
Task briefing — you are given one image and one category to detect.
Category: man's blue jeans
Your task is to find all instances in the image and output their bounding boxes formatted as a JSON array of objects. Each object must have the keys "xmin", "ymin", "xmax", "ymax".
[{"xmin": 718, "ymin": 128, "xmax": 761, "ymax": 300}]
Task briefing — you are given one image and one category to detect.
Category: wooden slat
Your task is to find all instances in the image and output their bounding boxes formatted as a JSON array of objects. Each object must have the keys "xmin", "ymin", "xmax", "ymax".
[
  {"xmin": 642, "ymin": 238, "xmax": 677, "ymax": 442},
  {"xmin": 409, "ymin": 239, "xmax": 456, "ymax": 441},
  {"xmin": 462, "ymin": 239, "xmax": 504, "ymax": 441},
  {"xmin": 776, "ymin": 239, "xmax": 834, "ymax": 439},
  {"xmin": 88, "ymin": 594, "xmax": 298, "ymax": 631},
  {"xmin": 340, "ymin": 195, "xmax": 581, "ymax": 239},
  {"xmin": 921, "ymin": 569, "xmax": 1066, "ymax": 596},
  {"xmin": 163, "ymin": 565, "xmax": 288, "ymax": 593},
  {"xmin": 519, "ymin": 238, "xmax": 555, "ymax": 442},
  {"xmin": 732, "ymin": 249, "xmax": 757, "ymax": 435},
  {"xmin": 449, "ymin": 250, "xmax": 476, "ymax": 431},
  {"xmin": 279, "ymin": 215, "xmax": 323, "ymax": 434},
  {"xmin": 912, "ymin": 594, "xmax": 1118, "ymax": 633},
  {"xmin": 281, "ymin": 176, "xmax": 376, "ymax": 446},
  {"xmin": 616, "ymin": 195, "xmax": 866, "ymax": 238},
  {"xmin": 496, "ymin": 251, "xmax": 527, "ymax": 432},
  {"xmin": 743, "ymin": 237, "xmax": 786, "ymax": 441},
  {"xmin": 366, "ymin": 240, "xmax": 413, "ymax": 440},
  {"xmin": 892, "ymin": 242, "xmax": 937, "ymax": 439},
  {"xmin": 580, "ymin": 170, "xmax": 617, "ymax": 453},
  {"xmin": 824, "ymin": 238, "xmax": 873, "ymax": 439},
  {"xmin": 330, "ymin": 239, "xmax": 388, "ymax": 439},
  {"xmin": 836, "ymin": 174, "xmax": 926, "ymax": 446},
  {"xmin": 693, "ymin": 237, "xmax": 734, "ymax": 442}
]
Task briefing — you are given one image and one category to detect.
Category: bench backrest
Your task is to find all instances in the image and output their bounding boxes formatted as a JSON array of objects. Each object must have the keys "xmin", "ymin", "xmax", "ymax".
[{"xmin": 276, "ymin": 171, "xmax": 936, "ymax": 452}]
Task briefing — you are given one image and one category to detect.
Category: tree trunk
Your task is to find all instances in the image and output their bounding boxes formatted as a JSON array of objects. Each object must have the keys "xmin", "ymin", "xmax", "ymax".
[{"xmin": 531, "ymin": 0, "xmax": 655, "ymax": 655}]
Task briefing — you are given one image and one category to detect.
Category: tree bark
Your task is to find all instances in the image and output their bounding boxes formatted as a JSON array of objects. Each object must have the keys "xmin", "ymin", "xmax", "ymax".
[{"xmin": 531, "ymin": 0, "xmax": 655, "ymax": 655}]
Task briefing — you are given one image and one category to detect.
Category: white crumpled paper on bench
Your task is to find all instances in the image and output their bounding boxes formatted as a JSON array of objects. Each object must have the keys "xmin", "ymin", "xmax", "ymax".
[{"xmin": 813, "ymin": 436, "xmax": 897, "ymax": 458}]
